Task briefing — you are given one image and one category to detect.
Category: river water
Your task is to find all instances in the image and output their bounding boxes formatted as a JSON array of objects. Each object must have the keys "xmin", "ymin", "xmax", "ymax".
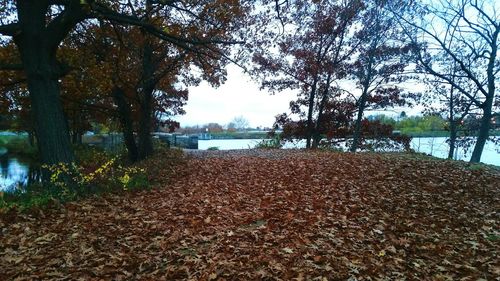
[
  {"xmin": 1, "ymin": 137, "xmax": 498, "ymax": 191},
  {"xmin": 199, "ymin": 137, "xmax": 500, "ymax": 166},
  {"xmin": 0, "ymin": 154, "xmax": 38, "ymax": 192}
]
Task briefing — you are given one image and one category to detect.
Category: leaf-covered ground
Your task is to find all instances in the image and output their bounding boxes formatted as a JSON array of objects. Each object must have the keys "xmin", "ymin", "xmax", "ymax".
[{"xmin": 1, "ymin": 150, "xmax": 499, "ymax": 280}]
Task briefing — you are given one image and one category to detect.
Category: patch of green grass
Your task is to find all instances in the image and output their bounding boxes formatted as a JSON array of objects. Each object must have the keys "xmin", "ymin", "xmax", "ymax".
[
  {"xmin": 0, "ymin": 184, "xmax": 63, "ymax": 212},
  {"xmin": 466, "ymin": 163, "xmax": 485, "ymax": 171},
  {"xmin": 486, "ymin": 234, "xmax": 499, "ymax": 242}
]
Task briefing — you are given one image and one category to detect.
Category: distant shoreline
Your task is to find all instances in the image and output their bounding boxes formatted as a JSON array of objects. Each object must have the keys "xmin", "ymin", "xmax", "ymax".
[{"xmin": 199, "ymin": 130, "xmax": 500, "ymax": 140}]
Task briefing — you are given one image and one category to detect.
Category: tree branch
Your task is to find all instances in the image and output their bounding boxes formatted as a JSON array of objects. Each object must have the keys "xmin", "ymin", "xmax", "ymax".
[
  {"xmin": 46, "ymin": 0, "xmax": 89, "ymax": 51},
  {"xmin": 0, "ymin": 23, "xmax": 21, "ymax": 37},
  {"xmin": 0, "ymin": 63, "xmax": 23, "ymax": 71},
  {"xmin": 394, "ymin": 11, "xmax": 489, "ymax": 98},
  {"xmin": 89, "ymin": 2, "xmax": 243, "ymax": 53}
]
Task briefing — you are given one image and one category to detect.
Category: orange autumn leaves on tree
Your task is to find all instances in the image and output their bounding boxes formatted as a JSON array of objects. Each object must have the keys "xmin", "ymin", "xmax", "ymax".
[
  {"xmin": 0, "ymin": 0, "xmax": 251, "ymax": 167},
  {"xmin": 0, "ymin": 43, "xmax": 32, "ymax": 134},
  {"xmin": 1, "ymin": 0, "xmax": 249, "ymax": 155},
  {"xmin": 58, "ymin": 0, "xmax": 245, "ymax": 161}
]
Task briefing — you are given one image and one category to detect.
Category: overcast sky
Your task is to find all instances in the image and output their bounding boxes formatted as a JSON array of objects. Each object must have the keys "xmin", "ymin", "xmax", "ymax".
[
  {"xmin": 174, "ymin": 64, "xmax": 423, "ymax": 128},
  {"xmin": 174, "ymin": 65, "xmax": 296, "ymax": 128}
]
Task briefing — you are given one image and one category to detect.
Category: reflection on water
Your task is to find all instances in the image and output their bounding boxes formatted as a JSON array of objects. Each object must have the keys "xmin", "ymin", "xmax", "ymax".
[{"xmin": 0, "ymin": 151, "xmax": 41, "ymax": 192}]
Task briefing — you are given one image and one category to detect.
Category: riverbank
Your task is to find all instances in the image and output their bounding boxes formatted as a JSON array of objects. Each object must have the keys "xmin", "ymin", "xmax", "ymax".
[
  {"xmin": 1, "ymin": 149, "xmax": 498, "ymax": 279},
  {"xmin": 0, "ymin": 135, "xmax": 38, "ymax": 160}
]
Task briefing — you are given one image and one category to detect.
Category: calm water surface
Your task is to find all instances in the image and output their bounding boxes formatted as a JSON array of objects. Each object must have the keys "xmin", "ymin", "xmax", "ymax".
[
  {"xmin": 199, "ymin": 137, "xmax": 500, "ymax": 166},
  {"xmin": 1, "ymin": 137, "xmax": 498, "ymax": 191},
  {"xmin": 0, "ymin": 151, "xmax": 40, "ymax": 192}
]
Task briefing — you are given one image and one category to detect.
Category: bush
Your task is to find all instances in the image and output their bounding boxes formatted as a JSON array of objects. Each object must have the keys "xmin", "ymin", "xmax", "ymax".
[
  {"xmin": 0, "ymin": 147, "xmax": 150, "ymax": 213},
  {"xmin": 0, "ymin": 146, "xmax": 190, "ymax": 213},
  {"xmin": 0, "ymin": 135, "xmax": 38, "ymax": 159},
  {"xmin": 254, "ymin": 136, "xmax": 282, "ymax": 149},
  {"xmin": 44, "ymin": 158, "xmax": 149, "ymax": 194}
]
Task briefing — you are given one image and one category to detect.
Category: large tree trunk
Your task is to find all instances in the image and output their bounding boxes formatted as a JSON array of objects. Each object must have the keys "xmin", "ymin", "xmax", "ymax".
[
  {"xmin": 27, "ymin": 73, "xmax": 74, "ymax": 165},
  {"xmin": 470, "ymin": 97, "xmax": 493, "ymax": 163},
  {"xmin": 112, "ymin": 87, "xmax": 139, "ymax": 162},
  {"xmin": 137, "ymin": 88, "xmax": 154, "ymax": 160},
  {"xmin": 14, "ymin": 1, "xmax": 77, "ymax": 168},
  {"xmin": 22, "ymin": 58, "xmax": 74, "ymax": 165}
]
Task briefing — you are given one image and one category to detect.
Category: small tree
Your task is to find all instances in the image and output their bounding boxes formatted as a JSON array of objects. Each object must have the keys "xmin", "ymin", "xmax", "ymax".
[
  {"xmin": 422, "ymin": 75, "xmax": 476, "ymax": 159},
  {"xmin": 349, "ymin": 0, "xmax": 411, "ymax": 152},
  {"xmin": 230, "ymin": 116, "xmax": 250, "ymax": 131},
  {"xmin": 252, "ymin": 0, "xmax": 364, "ymax": 148},
  {"xmin": 393, "ymin": 0, "xmax": 499, "ymax": 163}
]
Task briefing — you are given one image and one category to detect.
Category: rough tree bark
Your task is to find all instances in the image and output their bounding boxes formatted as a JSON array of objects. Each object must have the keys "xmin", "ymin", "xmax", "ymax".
[
  {"xmin": 9, "ymin": 1, "xmax": 89, "ymax": 165},
  {"xmin": 137, "ymin": 32, "xmax": 155, "ymax": 161}
]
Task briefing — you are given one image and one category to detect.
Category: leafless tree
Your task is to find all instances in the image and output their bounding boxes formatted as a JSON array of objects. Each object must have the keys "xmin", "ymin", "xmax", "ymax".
[{"xmin": 393, "ymin": 0, "xmax": 499, "ymax": 163}]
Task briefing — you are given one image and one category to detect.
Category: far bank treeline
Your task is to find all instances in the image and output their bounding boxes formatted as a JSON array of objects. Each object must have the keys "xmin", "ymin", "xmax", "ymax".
[{"xmin": 0, "ymin": 0, "xmax": 498, "ymax": 170}]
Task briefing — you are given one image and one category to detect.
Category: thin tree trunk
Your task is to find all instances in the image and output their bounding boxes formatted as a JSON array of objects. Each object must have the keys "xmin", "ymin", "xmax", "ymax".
[
  {"xmin": 112, "ymin": 87, "xmax": 138, "ymax": 162},
  {"xmin": 28, "ymin": 130, "xmax": 35, "ymax": 147},
  {"xmin": 470, "ymin": 98, "xmax": 492, "ymax": 163},
  {"xmin": 312, "ymin": 75, "xmax": 331, "ymax": 149},
  {"xmin": 448, "ymin": 120, "xmax": 457, "ymax": 159},
  {"xmin": 72, "ymin": 132, "xmax": 78, "ymax": 145},
  {"xmin": 306, "ymin": 81, "xmax": 318, "ymax": 149},
  {"xmin": 351, "ymin": 89, "xmax": 368, "ymax": 152},
  {"xmin": 471, "ymin": 29, "xmax": 498, "ymax": 162},
  {"xmin": 351, "ymin": 51, "xmax": 373, "ymax": 153},
  {"xmin": 137, "ymin": 27, "xmax": 155, "ymax": 160}
]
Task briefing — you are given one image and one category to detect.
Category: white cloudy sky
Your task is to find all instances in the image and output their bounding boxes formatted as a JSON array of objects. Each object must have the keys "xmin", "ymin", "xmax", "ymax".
[
  {"xmin": 174, "ymin": 65, "xmax": 297, "ymax": 128},
  {"xmin": 174, "ymin": 64, "xmax": 424, "ymax": 128}
]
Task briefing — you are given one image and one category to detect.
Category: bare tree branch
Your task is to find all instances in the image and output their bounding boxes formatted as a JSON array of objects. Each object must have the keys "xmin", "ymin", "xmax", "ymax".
[
  {"xmin": 0, "ymin": 23, "xmax": 20, "ymax": 37},
  {"xmin": 0, "ymin": 62, "xmax": 23, "ymax": 71}
]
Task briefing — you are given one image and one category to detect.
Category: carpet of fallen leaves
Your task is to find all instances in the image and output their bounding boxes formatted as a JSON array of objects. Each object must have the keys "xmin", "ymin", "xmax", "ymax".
[{"xmin": 1, "ymin": 150, "xmax": 499, "ymax": 280}]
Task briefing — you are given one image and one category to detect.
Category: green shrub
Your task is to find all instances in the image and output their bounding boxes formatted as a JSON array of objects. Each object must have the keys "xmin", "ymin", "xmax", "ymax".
[
  {"xmin": 0, "ymin": 135, "xmax": 38, "ymax": 159},
  {"xmin": 255, "ymin": 136, "xmax": 282, "ymax": 149},
  {"xmin": 0, "ymin": 152, "xmax": 150, "ymax": 213},
  {"xmin": 207, "ymin": 146, "xmax": 219, "ymax": 150}
]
